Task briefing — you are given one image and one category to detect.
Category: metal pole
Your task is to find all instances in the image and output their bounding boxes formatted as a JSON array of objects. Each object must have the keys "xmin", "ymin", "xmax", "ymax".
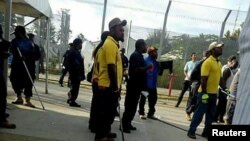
[
  {"xmin": 10, "ymin": 16, "xmax": 41, "ymax": 35},
  {"xmin": 218, "ymin": 10, "xmax": 232, "ymax": 43},
  {"xmin": 3, "ymin": 0, "xmax": 12, "ymax": 83},
  {"xmin": 159, "ymin": 0, "xmax": 172, "ymax": 59},
  {"xmin": 59, "ymin": 10, "xmax": 65, "ymax": 71},
  {"xmin": 16, "ymin": 48, "xmax": 45, "ymax": 110},
  {"xmin": 35, "ymin": 19, "xmax": 41, "ymax": 79},
  {"xmin": 45, "ymin": 18, "xmax": 50, "ymax": 94},
  {"xmin": 101, "ymin": 0, "xmax": 107, "ymax": 34},
  {"xmin": 125, "ymin": 20, "xmax": 132, "ymax": 55}
]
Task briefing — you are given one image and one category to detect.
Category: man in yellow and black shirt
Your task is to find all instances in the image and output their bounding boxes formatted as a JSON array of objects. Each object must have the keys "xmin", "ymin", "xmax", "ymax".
[
  {"xmin": 94, "ymin": 17, "xmax": 126, "ymax": 141},
  {"xmin": 187, "ymin": 41, "xmax": 226, "ymax": 139}
]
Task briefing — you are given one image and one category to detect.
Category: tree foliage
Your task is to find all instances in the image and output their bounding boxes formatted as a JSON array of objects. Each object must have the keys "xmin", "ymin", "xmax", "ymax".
[{"xmin": 145, "ymin": 30, "xmax": 171, "ymax": 55}]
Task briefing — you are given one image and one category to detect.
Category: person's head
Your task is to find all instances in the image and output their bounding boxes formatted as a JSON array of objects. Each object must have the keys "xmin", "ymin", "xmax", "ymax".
[
  {"xmin": 92, "ymin": 31, "xmax": 110, "ymax": 58},
  {"xmin": 190, "ymin": 52, "xmax": 197, "ymax": 61},
  {"xmin": 101, "ymin": 31, "xmax": 109, "ymax": 42},
  {"xmin": 202, "ymin": 50, "xmax": 210, "ymax": 59},
  {"xmin": 227, "ymin": 55, "xmax": 236, "ymax": 64},
  {"xmin": 208, "ymin": 41, "xmax": 224, "ymax": 57},
  {"xmin": 120, "ymin": 48, "xmax": 126, "ymax": 55},
  {"xmin": 14, "ymin": 26, "xmax": 27, "ymax": 39},
  {"xmin": 147, "ymin": 46, "xmax": 158, "ymax": 59},
  {"xmin": 135, "ymin": 39, "xmax": 147, "ymax": 53},
  {"xmin": 68, "ymin": 43, "xmax": 73, "ymax": 48},
  {"xmin": 27, "ymin": 33, "xmax": 35, "ymax": 41},
  {"xmin": 73, "ymin": 38, "xmax": 83, "ymax": 50},
  {"xmin": 109, "ymin": 17, "xmax": 127, "ymax": 42},
  {"xmin": 227, "ymin": 55, "xmax": 237, "ymax": 68},
  {"xmin": 0, "ymin": 24, "xmax": 3, "ymax": 38}
]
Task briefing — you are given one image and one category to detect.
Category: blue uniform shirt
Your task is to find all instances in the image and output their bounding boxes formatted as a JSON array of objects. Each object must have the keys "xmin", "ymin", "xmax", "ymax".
[{"xmin": 145, "ymin": 56, "xmax": 159, "ymax": 89}]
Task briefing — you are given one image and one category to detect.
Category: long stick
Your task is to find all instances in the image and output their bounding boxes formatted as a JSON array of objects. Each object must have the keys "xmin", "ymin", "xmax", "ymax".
[
  {"xmin": 219, "ymin": 87, "xmax": 238, "ymax": 100},
  {"xmin": 118, "ymin": 99, "xmax": 125, "ymax": 141},
  {"xmin": 16, "ymin": 48, "xmax": 45, "ymax": 110}
]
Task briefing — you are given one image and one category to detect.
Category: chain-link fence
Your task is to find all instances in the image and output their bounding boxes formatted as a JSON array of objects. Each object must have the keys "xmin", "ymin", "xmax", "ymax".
[{"xmin": 2, "ymin": 0, "xmax": 247, "ymax": 91}]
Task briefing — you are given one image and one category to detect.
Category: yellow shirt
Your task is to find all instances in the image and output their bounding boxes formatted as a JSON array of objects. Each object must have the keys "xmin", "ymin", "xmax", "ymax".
[
  {"xmin": 97, "ymin": 36, "xmax": 123, "ymax": 88},
  {"xmin": 92, "ymin": 48, "xmax": 102, "ymax": 83},
  {"xmin": 198, "ymin": 56, "xmax": 222, "ymax": 94}
]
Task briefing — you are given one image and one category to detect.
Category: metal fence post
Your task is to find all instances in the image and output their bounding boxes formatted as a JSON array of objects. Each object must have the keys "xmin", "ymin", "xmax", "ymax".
[
  {"xmin": 219, "ymin": 10, "xmax": 232, "ymax": 43},
  {"xmin": 159, "ymin": 0, "xmax": 172, "ymax": 59}
]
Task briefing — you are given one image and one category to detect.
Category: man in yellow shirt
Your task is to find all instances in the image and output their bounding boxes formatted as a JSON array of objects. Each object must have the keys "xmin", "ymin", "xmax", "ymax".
[
  {"xmin": 187, "ymin": 41, "xmax": 226, "ymax": 139},
  {"xmin": 94, "ymin": 17, "xmax": 126, "ymax": 141}
]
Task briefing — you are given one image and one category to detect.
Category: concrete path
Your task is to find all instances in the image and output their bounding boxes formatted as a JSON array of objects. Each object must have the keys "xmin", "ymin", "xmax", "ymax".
[{"xmin": 1, "ymin": 80, "xmax": 206, "ymax": 141}]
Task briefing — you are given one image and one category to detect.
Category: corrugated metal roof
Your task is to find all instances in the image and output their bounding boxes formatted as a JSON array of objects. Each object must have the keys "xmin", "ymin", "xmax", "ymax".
[{"xmin": 0, "ymin": 0, "xmax": 52, "ymax": 18}]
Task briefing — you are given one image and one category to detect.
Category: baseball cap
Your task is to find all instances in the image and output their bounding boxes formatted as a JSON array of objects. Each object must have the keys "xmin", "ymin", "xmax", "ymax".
[
  {"xmin": 109, "ymin": 17, "xmax": 127, "ymax": 30},
  {"xmin": 147, "ymin": 46, "xmax": 158, "ymax": 53},
  {"xmin": 208, "ymin": 41, "xmax": 224, "ymax": 51},
  {"xmin": 73, "ymin": 38, "xmax": 83, "ymax": 46}
]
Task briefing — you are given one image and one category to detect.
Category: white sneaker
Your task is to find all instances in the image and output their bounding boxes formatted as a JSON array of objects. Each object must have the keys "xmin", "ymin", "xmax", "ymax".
[{"xmin": 141, "ymin": 91, "xmax": 149, "ymax": 97}]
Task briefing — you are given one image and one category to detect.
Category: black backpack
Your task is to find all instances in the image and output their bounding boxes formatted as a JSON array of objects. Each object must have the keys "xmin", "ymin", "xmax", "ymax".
[
  {"xmin": 190, "ymin": 60, "xmax": 204, "ymax": 82},
  {"xmin": 87, "ymin": 65, "xmax": 93, "ymax": 83}
]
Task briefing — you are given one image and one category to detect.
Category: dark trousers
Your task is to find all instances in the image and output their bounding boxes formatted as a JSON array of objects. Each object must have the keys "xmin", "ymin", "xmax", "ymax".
[
  {"xmin": 139, "ymin": 88, "xmax": 158, "ymax": 116},
  {"xmin": 10, "ymin": 68, "xmax": 34, "ymax": 97},
  {"xmin": 69, "ymin": 79, "xmax": 80, "ymax": 102},
  {"xmin": 188, "ymin": 93, "xmax": 217, "ymax": 135},
  {"xmin": 0, "ymin": 73, "xmax": 7, "ymax": 122},
  {"xmin": 89, "ymin": 82, "xmax": 98, "ymax": 131},
  {"xmin": 186, "ymin": 83, "xmax": 199, "ymax": 114},
  {"xmin": 176, "ymin": 80, "xmax": 191, "ymax": 107},
  {"xmin": 214, "ymin": 89, "xmax": 227, "ymax": 122},
  {"xmin": 11, "ymin": 77, "xmax": 33, "ymax": 97},
  {"xmin": 122, "ymin": 80, "xmax": 142, "ymax": 128},
  {"xmin": 95, "ymin": 87, "xmax": 118, "ymax": 139}
]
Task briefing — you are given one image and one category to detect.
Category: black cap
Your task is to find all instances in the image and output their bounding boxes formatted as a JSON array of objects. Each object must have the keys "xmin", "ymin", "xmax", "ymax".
[
  {"xmin": 73, "ymin": 38, "xmax": 83, "ymax": 46},
  {"xmin": 15, "ymin": 26, "xmax": 26, "ymax": 36}
]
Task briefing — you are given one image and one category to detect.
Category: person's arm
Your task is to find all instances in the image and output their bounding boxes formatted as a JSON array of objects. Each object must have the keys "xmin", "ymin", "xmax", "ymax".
[
  {"xmin": 200, "ymin": 60, "xmax": 210, "ymax": 93},
  {"xmin": 108, "ymin": 64, "xmax": 118, "ymax": 91},
  {"xmin": 135, "ymin": 64, "xmax": 152, "ymax": 72},
  {"xmin": 184, "ymin": 62, "xmax": 188, "ymax": 79},
  {"xmin": 200, "ymin": 76, "xmax": 208, "ymax": 93},
  {"xmin": 130, "ymin": 54, "xmax": 152, "ymax": 73},
  {"xmin": 222, "ymin": 68, "xmax": 231, "ymax": 85}
]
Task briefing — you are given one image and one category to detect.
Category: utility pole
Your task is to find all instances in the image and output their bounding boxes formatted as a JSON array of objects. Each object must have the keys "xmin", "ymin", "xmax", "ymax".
[
  {"xmin": 159, "ymin": 0, "xmax": 172, "ymax": 60},
  {"xmin": 101, "ymin": 0, "xmax": 107, "ymax": 34},
  {"xmin": 4, "ymin": 0, "xmax": 12, "ymax": 84},
  {"xmin": 59, "ymin": 9, "xmax": 70, "ymax": 71},
  {"xmin": 218, "ymin": 10, "xmax": 232, "ymax": 43}
]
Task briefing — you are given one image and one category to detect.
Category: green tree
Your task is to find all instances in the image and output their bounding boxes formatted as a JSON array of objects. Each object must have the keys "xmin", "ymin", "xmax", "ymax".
[
  {"xmin": 31, "ymin": 20, "xmax": 58, "ymax": 44},
  {"xmin": 145, "ymin": 30, "xmax": 171, "ymax": 55}
]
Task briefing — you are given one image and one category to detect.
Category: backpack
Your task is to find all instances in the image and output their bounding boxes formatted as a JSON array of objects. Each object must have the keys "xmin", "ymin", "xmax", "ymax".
[
  {"xmin": 87, "ymin": 65, "xmax": 93, "ymax": 83},
  {"xmin": 190, "ymin": 60, "xmax": 204, "ymax": 82}
]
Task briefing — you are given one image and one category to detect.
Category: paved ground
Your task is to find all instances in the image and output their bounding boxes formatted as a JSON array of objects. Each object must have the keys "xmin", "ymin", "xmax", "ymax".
[{"xmin": 0, "ymin": 76, "xmax": 206, "ymax": 141}]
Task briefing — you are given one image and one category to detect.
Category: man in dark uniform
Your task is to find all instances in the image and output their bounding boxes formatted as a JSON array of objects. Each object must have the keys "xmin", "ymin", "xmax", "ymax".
[
  {"xmin": 0, "ymin": 24, "xmax": 16, "ymax": 129},
  {"xmin": 122, "ymin": 39, "xmax": 152, "ymax": 133},
  {"xmin": 120, "ymin": 48, "xmax": 129, "ymax": 83},
  {"xmin": 10, "ymin": 26, "xmax": 40, "ymax": 108},
  {"xmin": 67, "ymin": 38, "xmax": 85, "ymax": 107},
  {"xmin": 59, "ymin": 43, "xmax": 73, "ymax": 87}
]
